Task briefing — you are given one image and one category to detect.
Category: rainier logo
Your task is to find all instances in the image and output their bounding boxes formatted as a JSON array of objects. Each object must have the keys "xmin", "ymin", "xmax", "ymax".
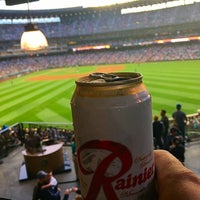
[
  {"xmin": 78, "ymin": 140, "xmax": 155, "ymax": 200},
  {"xmin": 77, "ymin": 140, "xmax": 133, "ymax": 200}
]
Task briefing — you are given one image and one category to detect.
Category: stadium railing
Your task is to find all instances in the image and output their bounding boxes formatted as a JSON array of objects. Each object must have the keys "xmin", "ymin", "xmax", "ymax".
[{"xmin": 0, "ymin": 114, "xmax": 200, "ymax": 159}]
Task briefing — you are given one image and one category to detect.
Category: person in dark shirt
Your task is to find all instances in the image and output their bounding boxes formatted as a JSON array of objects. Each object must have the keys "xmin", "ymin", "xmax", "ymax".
[
  {"xmin": 153, "ymin": 115, "xmax": 164, "ymax": 149},
  {"xmin": 165, "ymin": 127, "xmax": 183, "ymax": 150},
  {"xmin": 25, "ymin": 130, "xmax": 43, "ymax": 154},
  {"xmin": 32, "ymin": 170, "xmax": 61, "ymax": 200},
  {"xmin": 160, "ymin": 109, "xmax": 169, "ymax": 146},
  {"xmin": 169, "ymin": 136, "xmax": 185, "ymax": 164},
  {"xmin": 172, "ymin": 104, "xmax": 187, "ymax": 141}
]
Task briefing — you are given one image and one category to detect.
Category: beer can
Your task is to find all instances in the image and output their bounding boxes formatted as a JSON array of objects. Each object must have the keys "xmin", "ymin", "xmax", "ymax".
[{"xmin": 71, "ymin": 72, "xmax": 156, "ymax": 200}]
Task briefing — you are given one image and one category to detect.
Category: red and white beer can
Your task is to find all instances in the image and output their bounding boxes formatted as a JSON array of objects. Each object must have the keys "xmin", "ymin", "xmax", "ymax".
[{"xmin": 71, "ymin": 72, "xmax": 156, "ymax": 200}]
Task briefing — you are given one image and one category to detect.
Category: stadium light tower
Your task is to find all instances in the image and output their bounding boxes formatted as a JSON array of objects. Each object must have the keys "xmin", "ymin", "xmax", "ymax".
[{"xmin": 20, "ymin": 0, "xmax": 48, "ymax": 51}]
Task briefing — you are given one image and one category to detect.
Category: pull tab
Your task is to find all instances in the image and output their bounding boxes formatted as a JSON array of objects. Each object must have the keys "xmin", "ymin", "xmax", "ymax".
[{"xmin": 90, "ymin": 72, "xmax": 129, "ymax": 82}]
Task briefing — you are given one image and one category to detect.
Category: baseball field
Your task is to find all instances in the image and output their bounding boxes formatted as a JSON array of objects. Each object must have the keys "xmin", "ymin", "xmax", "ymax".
[{"xmin": 0, "ymin": 60, "xmax": 200, "ymax": 126}]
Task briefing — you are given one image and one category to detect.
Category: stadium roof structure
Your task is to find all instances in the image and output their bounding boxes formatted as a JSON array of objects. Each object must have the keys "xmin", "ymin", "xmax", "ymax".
[{"xmin": 0, "ymin": 0, "xmax": 176, "ymax": 18}]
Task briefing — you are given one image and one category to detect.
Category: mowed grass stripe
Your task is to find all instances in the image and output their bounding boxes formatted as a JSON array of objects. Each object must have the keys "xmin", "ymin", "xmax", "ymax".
[
  {"xmin": 21, "ymin": 82, "xmax": 75, "ymax": 123},
  {"xmin": 124, "ymin": 61, "xmax": 200, "ymax": 115},
  {"xmin": 2, "ymin": 93, "xmax": 66, "ymax": 124},
  {"xmin": 128, "ymin": 62, "xmax": 200, "ymax": 82},
  {"xmin": 57, "ymin": 97, "xmax": 71, "ymax": 107},
  {"xmin": 152, "ymin": 94, "xmax": 200, "ymax": 108},
  {"xmin": 65, "ymin": 106, "xmax": 73, "ymax": 122},
  {"xmin": 151, "ymin": 91, "xmax": 199, "ymax": 106},
  {"xmin": 152, "ymin": 100, "xmax": 199, "ymax": 116},
  {"xmin": 142, "ymin": 67, "xmax": 200, "ymax": 78},
  {"xmin": 0, "ymin": 80, "xmax": 67, "ymax": 113},
  {"xmin": 9, "ymin": 79, "xmax": 73, "ymax": 111},
  {"xmin": 144, "ymin": 74, "xmax": 200, "ymax": 85},
  {"xmin": 149, "ymin": 88, "xmax": 200, "ymax": 114},
  {"xmin": 0, "ymin": 71, "xmax": 58, "ymax": 97},
  {"xmin": 0, "ymin": 81, "xmax": 54, "ymax": 107},
  {"xmin": 0, "ymin": 80, "xmax": 37, "ymax": 98},
  {"xmin": 1, "ymin": 80, "xmax": 74, "ymax": 124},
  {"xmin": 146, "ymin": 82, "xmax": 200, "ymax": 94},
  {"xmin": 42, "ymin": 89, "xmax": 74, "ymax": 121},
  {"xmin": 36, "ymin": 108, "xmax": 70, "ymax": 123},
  {"xmin": 151, "ymin": 92, "xmax": 200, "ymax": 109},
  {"xmin": 0, "ymin": 68, "xmax": 56, "ymax": 94},
  {"xmin": 130, "ymin": 60, "xmax": 200, "ymax": 72},
  {"xmin": 148, "ymin": 85, "xmax": 200, "ymax": 100}
]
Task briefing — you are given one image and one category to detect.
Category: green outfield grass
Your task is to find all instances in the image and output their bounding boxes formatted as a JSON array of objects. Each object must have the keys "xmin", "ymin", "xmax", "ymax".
[{"xmin": 0, "ymin": 60, "xmax": 200, "ymax": 126}]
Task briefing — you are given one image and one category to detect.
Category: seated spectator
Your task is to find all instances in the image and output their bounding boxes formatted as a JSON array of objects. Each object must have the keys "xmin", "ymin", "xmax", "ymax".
[
  {"xmin": 165, "ymin": 127, "xmax": 183, "ymax": 151},
  {"xmin": 32, "ymin": 170, "xmax": 61, "ymax": 200},
  {"xmin": 41, "ymin": 171, "xmax": 59, "ymax": 191},
  {"xmin": 153, "ymin": 115, "xmax": 164, "ymax": 149},
  {"xmin": 25, "ymin": 130, "xmax": 43, "ymax": 154},
  {"xmin": 169, "ymin": 136, "xmax": 185, "ymax": 164}
]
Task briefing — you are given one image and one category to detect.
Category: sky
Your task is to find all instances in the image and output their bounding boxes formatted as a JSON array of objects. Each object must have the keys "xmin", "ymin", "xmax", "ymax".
[{"xmin": 0, "ymin": 0, "xmax": 138, "ymax": 10}]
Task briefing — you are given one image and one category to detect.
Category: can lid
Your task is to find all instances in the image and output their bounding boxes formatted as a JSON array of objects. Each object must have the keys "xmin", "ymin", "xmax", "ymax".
[{"xmin": 75, "ymin": 72, "xmax": 142, "ymax": 86}]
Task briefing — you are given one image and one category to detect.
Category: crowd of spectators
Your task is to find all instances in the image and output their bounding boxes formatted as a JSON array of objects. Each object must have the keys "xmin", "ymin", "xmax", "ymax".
[
  {"xmin": 23, "ymin": 126, "xmax": 73, "ymax": 146},
  {"xmin": 0, "ymin": 123, "xmax": 73, "ymax": 158},
  {"xmin": 0, "ymin": 2, "xmax": 200, "ymax": 74},
  {"xmin": 0, "ymin": 124, "xmax": 21, "ymax": 158},
  {"xmin": 1, "ymin": 42, "xmax": 200, "ymax": 79},
  {"xmin": 0, "ymin": 3, "xmax": 200, "ymax": 41},
  {"xmin": 0, "ymin": 2, "xmax": 200, "ymax": 56},
  {"xmin": 153, "ymin": 106, "xmax": 200, "ymax": 164}
]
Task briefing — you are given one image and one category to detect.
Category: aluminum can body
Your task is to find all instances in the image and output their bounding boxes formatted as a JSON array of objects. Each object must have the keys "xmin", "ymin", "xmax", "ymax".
[{"xmin": 71, "ymin": 72, "xmax": 156, "ymax": 200}]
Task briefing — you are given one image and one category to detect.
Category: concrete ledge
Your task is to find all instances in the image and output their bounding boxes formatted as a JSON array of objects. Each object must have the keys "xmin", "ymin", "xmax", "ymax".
[{"xmin": 19, "ymin": 152, "xmax": 71, "ymax": 182}]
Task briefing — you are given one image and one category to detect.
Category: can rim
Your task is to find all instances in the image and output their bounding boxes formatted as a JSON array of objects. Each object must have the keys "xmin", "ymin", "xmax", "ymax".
[{"xmin": 75, "ymin": 72, "xmax": 143, "ymax": 86}]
